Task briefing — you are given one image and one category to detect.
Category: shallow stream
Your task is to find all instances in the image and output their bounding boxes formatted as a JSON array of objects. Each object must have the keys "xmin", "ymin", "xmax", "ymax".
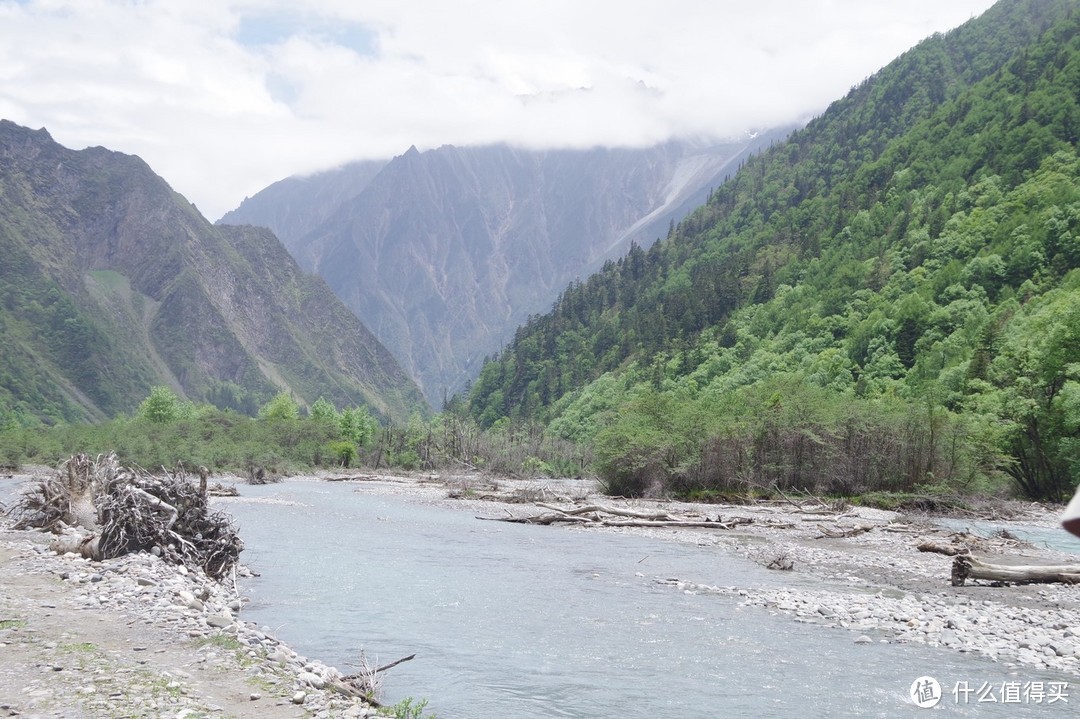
[{"xmin": 221, "ymin": 480, "xmax": 1073, "ymax": 717}]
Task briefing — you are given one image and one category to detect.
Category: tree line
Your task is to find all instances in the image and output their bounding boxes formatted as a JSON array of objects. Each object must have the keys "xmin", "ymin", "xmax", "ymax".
[{"xmin": 0, "ymin": 386, "xmax": 586, "ymax": 482}]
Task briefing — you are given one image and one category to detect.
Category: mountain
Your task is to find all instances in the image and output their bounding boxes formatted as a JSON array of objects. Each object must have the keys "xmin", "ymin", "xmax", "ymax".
[
  {"xmin": 220, "ymin": 159, "xmax": 387, "ymax": 245},
  {"xmin": 221, "ymin": 135, "xmax": 788, "ymax": 405},
  {"xmin": 467, "ymin": 0, "xmax": 1080, "ymax": 500},
  {"xmin": 0, "ymin": 120, "xmax": 425, "ymax": 425}
]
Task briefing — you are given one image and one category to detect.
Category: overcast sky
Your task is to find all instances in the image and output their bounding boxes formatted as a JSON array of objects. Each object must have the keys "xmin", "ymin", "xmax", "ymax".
[{"xmin": 0, "ymin": 0, "xmax": 997, "ymax": 220}]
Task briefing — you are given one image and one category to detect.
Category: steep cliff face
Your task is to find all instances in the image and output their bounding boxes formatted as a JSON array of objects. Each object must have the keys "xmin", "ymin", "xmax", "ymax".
[
  {"xmin": 0, "ymin": 120, "xmax": 424, "ymax": 423},
  {"xmin": 225, "ymin": 135, "xmax": 787, "ymax": 402}
]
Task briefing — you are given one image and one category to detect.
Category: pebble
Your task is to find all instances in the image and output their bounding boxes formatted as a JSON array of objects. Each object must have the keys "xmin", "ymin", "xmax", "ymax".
[
  {"xmin": 1, "ymin": 530, "xmax": 377, "ymax": 719},
  {"xmin": 650, "ymin": 514, "xmax": 1080, "ymax": 679}
]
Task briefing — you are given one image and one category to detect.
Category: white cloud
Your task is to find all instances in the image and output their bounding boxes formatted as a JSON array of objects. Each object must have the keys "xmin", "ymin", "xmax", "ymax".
[{"xmin": 0, "ymin": 0, "xmax": 996, "ymax": 219}]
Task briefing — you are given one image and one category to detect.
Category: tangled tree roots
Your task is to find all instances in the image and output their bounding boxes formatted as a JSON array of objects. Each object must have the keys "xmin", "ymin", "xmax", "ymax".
[{"xmin": 7, "ymin": 453, "xmax": 242, "ymax": 580}]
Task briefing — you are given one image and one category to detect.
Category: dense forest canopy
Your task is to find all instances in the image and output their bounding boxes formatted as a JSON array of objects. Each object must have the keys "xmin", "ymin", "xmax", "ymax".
[{"xmin": 466, "ymin": 0, "xmax": 1080, "ymax": 501}]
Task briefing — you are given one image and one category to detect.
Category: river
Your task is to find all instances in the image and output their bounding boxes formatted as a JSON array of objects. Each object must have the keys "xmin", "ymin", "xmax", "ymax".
[{"xmin": 219, "ymin": 479, "xmax": 1072, "ymax": 718}]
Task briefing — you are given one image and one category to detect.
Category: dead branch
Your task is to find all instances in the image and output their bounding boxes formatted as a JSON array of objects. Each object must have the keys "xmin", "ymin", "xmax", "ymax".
[
  {"xmin": 767, "ymin": 552, "xmax": 795, "ymax": 571},
  {"xmin": 338, "ymin": 651, "xmax": 417, "ymax": 705},
  {"xmin": 374, "ymin": 653, "xmax": 416, "ymax": 673}
]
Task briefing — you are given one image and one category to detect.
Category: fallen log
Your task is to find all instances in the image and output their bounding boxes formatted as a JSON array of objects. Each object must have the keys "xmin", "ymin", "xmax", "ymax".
[
  {"xmin": 951, "ymin": 555, "xmax": 1080, "ymax": 586},
  {"xmin": 534, "ymin": 502, "xmax": 676, "ymax": 520},
  {"xmin": 476, "ymin": 511, "xmax": 753, "ymax": 530},
  {"xmin": 599, "ymin": 518, "xmax": 752, "ymax": 529},
  {"xmin": 475, "ymin": 512, "xmax": 593, "ymax": 525}
]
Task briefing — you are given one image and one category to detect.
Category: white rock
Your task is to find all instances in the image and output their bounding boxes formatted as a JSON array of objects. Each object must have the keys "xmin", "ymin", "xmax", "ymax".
[
  {"xmin": 298, "ymin": 671, "xmax": 325, "ymax": 689},
  {"xmin": 205, "ymin": 614, "xmax": 233, "ymax": 629}
]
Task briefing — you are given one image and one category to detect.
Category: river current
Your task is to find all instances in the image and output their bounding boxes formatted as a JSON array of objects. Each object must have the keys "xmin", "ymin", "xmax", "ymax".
[{"xmin": 217, "ymin": 480, "xmax": 1067, "ymax": 718}]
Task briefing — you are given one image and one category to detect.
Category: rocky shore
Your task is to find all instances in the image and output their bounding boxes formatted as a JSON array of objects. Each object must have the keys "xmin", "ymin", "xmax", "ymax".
[
  {"xmin": 643, "ymin": 505, "xmax": 1080, "ymax": 678},
  {"xmin": 0, "ymin": 473, "xmax": 378, "ymax": 719}
]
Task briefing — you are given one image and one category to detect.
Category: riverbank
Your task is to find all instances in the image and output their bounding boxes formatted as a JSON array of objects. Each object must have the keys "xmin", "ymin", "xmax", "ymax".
[
  {"xmin": 2, "ymin": 468, "xmax": 1078, "ymax": 718},
  {"xmin": 0, "ymin": 470, "xmax": 378, "ymax": 719}
]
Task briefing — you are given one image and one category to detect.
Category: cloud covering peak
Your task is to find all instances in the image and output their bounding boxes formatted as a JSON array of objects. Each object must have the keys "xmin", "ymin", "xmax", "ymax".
[{"xmin": 0, "ymin": 0, "xmax": 995, "ymax": 219}]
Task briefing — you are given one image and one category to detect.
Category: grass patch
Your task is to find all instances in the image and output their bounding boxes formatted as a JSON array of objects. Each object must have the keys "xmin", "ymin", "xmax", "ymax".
[
  {"xmin": 59, "ymin": 641, "xmax": 97, "ymax": 653},
  {"xmin": 195, "ymin": 633, "xmax": 259, "ymax": 669},
  {"xmin": 380, "ymin": 697, "xmax": 437, "ymax": 719},
  {"xmin": 197, "ymin": 634, "xmax": 244, "ymax": 651},
  {"xmin": 0, "ymin": 618, "xmax": 27, "ymax": 630}
]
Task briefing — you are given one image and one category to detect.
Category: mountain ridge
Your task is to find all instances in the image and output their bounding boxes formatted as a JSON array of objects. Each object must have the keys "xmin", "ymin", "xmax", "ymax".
[
  {"xmin": 223, "ymin": 134, "xmax": 789, "ymax": 403},
  {"xmin": 0, "ymin": 120, "xmax": 425, "ymax": 425}
]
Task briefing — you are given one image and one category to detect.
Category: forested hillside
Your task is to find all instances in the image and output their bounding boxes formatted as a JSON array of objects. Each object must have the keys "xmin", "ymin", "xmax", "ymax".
[{"xmin": 467, "ymin": 0, "xmax": 1080, "ymax": 501}]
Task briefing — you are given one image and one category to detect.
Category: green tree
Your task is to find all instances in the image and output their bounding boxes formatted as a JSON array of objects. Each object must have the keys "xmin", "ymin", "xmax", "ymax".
[
  {"xmin": 259, "ymin": 391, "xmax": 300, "ymax": 422},
  {"xmin": 309, "ymin": 396, "xmax": 339, "ymax": 423},
  {"xmin": 137, "ymin": 386, "xmax": 182, "ymax": 424},
  {"xmin": 340, "ymin": 405, "xmax": 376, "ymax": 447},
  {"xmin": 986, "ymin": 284, "xmax": 1080, "ymax": 500}
]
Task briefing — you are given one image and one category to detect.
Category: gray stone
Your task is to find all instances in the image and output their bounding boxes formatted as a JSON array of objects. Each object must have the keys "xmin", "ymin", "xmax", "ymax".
[{"xmin": 298, "ymin": 671, "xmax": 326, "ymax": 689}]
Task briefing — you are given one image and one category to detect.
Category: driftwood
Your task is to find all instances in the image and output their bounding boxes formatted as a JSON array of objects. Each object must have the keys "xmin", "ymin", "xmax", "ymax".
[
  {"xmin": 919, "ymin": 531, "xmax": 1030, "ymax": 558},
  {"xmin": 534, "ymin": 503, "xmax": 675, "ymax": 520},
  {"xmin": 918, "ymin": 539, "xmax": 969, "ymax": 556},
  {"xmin": 951, "ymin": 555, "xmax": 1080, "ymax": 586},
  {"xmin": 6, "ymin": 453, "xmax": 242, "ymax": 580},
  {"xmin": 325, "ymin": 474, "xmax": 381, "ymax": 482},
  {"xmin": 814, "ymin": 523, "xmax": 874, "ymax": 539},
  {"xmin": 333, "ymin": 652, "xmax": 417, "ymax": 705},
  {"xmin": 207, "ymin": 483, "xmax": 239, "ymax": 497},
  {"xmin": 477, "ymin": 502, "xmax": 755, "ymax": 530}
]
